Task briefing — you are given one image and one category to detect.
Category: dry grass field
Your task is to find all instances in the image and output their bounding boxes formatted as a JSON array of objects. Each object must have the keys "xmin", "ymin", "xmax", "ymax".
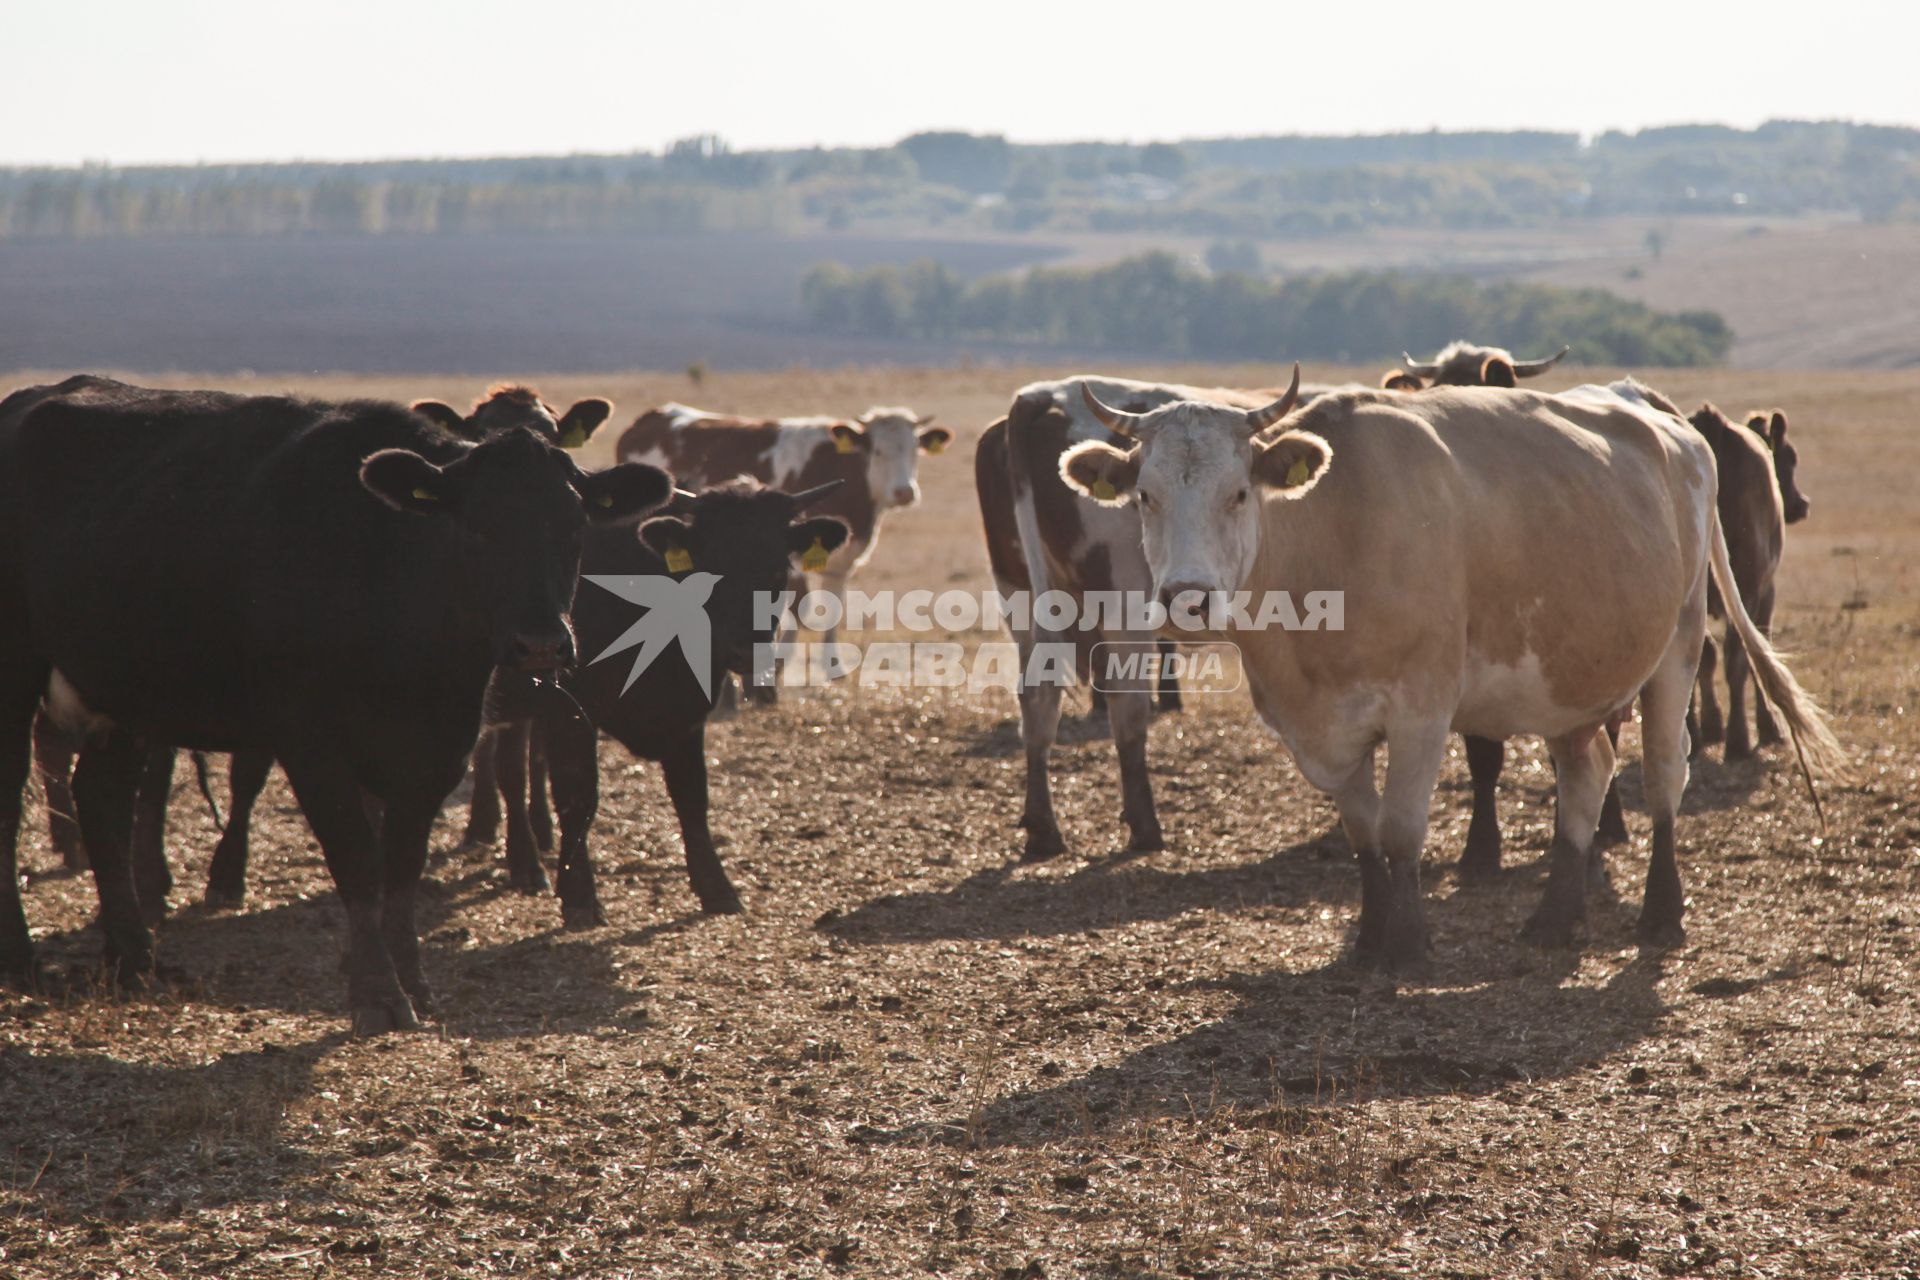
[{"xmin": 2, "ymin": 363, "xmax": 1917, "ymax": 1278}]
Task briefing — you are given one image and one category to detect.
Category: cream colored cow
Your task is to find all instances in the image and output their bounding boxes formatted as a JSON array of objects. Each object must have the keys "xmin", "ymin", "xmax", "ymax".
[{"xmin": 1060, "ymin": 370, "xmax": 1845, "ymax": 969}]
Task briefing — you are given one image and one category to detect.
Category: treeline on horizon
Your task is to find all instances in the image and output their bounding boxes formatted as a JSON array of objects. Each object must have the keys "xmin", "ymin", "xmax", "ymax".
[
  {"xmin": 3, "ymin": 120, "xmax": 1918, "ymax": 239},
  {"xmin": 799, "ymin": 253, "xmax": 1734, "ymax": 367}
]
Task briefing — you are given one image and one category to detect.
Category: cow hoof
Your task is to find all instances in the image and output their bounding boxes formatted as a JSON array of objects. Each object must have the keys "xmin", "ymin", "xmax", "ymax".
[
  {"xmin": 508, "ymin": 869, "xmax": 550, "ymax": 896},
  {"xmin": 1456, "ymin": 853, "xmax": 1501, "ymax": 885},
  {"xmin": 1724, "ymin": 741, "xmax": 1755, "ymax": 763},
  {"xmin": 352, "ymin": 997, "xmax": 423, "ymax": 1037},
  {"xmin": 1021, "ymin": 827, "xmax": 1068, "ymax": 862},
  {"xmin": 1520, "ymin": 908, "xmax": 1584, "ymax": 949},
  {"xmin": 455, "ymin": 832, "xmax": 496, "ymax": 856},
  {"xmin": 562, "ymin": 902, "xmax": 608, "ymax": 931},
  {"xmin": 203, "ymin": 883, "xmax": 247, "ymax": 910},
  {"xmin": 1636, "ymin": 917, "xmax": 1687, "ymax": 950},
  {"xmin": 698, "ymin": 890, "xmax": 744, "ymax": 916},
  {"xmin": 1594, "ymin": 820, "xmax": 1628, "ymax": 850},
  {"xmin": 1125, "ymin": 827, "xmax": 1165, "ymax": 854},
  {"xmin": 1, "ymin": 946, "xmax": 41, "ymax": 991}
]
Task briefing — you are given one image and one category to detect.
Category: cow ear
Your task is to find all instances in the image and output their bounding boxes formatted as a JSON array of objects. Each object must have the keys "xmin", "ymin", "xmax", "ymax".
[
  {"xmin": 361, "ymin": 448, "xmax": 461, "ymax": 514},
  {"xmin": 787, "ymin": 515, "xmax": 851, "ymax": 562},
  {"xmin": 917, "ymin": 426, "xmax": 952, "ymax": 455},
  {"xmin": 830, "ymin": 422, "xmax": 868, "ymax": 455},
  {"xmin": 410, "ymin": 400, "xmax": 472, "ymax": 437},
  {"xmin": 1480, "ymin": 356, "xmax": 1518, "ymax": 388},
  {"xmin": 1768, "ymin": 411, "xmax": 1789, "ymax": 449},
  {"xmin": 556, "ymin": 398, "xmax": 615, "ymax": 449},
  {"xmin": 1380, "ymin": 371, "xmax": 1424, "ymax": 392},
  {"xmin": 1744, "ymin": 412, "xmax": 1771, "ymax": 440},
  {"xmin": 577, "ymin": 463, "xmax": 672, "ymax": 526},
  {"xmin": 639, "ymin": 514, "xmax": 694, "ymax": 561},
  {"xmin": 1059, "ymin": 440, "xmax": 1139, "ymax": 506},
  {"xmin": 1251, "ymin": 431, "xmax": 1331, "ymax": 496}
]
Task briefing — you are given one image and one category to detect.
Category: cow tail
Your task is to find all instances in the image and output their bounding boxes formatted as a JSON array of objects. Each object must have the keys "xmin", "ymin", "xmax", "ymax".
[{"xmin": 1705, "ymin": 503, "xmax": 1850, "ymax": 820}]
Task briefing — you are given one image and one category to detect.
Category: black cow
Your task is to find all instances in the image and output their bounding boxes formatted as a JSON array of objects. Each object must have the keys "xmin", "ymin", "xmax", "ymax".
[
  {"xmin": 475, "ymin": 479, "xmax": 849, "ymax": 926},
  {"xmin": 0, "ymin": 376, "xmax": 670, "ymax": 1033}
]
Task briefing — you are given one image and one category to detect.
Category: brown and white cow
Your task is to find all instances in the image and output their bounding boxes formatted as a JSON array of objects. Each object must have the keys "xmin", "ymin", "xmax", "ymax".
[
  {"xmin": 1060, "ymin": 372, "xmax": 1844, "ymax": 967},
  {"xmin": 607, "ymin": 403, "xmax": 949, "ymax": 645},
  {"xmin": 976, "ymin": 376, "xmax": 1289, "ymax": 861}
]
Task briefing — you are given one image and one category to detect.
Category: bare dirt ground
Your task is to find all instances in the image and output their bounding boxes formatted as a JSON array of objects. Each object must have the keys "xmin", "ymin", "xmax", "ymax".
[{"xmin": 2, "ymin": 364, "xmax": 1917, "ymax": 1278}]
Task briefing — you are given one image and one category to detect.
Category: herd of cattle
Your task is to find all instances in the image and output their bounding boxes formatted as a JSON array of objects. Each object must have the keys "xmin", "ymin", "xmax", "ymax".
[{"xmin": 0, "ymin": 343, "xmax": 1841, "ymax": 1032}]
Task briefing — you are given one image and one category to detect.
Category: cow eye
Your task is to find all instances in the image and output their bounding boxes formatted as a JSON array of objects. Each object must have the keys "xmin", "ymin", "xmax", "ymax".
[
  {"xmin": 1137, "ymin": 490, "xmax": 1156, "ymax": 511},
  {"xmin": 1230, "ymin": 487, "xmax": 1250, "ymax": 507}
]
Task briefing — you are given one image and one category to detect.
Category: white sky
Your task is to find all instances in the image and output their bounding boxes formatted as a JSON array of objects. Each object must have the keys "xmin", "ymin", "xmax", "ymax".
[{"xmin": 5, "ymin": 0, "xmax": 1916, "ymax": 167}]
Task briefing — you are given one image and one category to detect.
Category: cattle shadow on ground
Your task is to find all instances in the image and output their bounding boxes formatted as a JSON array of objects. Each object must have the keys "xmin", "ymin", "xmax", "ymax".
[
  {"xmin": 882, "ymin": 949, "xmax": 1673, "ymax": 1151},
  {"xmin": 20, "ymin": 858, "xmax": 648, "ymax": 1039},
  {"xmin": 823, "ymin": 832, "xmax": 1366, "ymax": 945},
  {"xmin": 956, "ymin": 706, "xmax": 1115, "ymax": 760},
  {"xmin": 0, "ymin": 1031, "xmax": 341, "ymax": 1223}
]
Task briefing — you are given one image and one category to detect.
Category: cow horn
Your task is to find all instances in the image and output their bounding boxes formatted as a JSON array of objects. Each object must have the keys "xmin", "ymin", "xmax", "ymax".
[
  {"xmin": 1243, "ymin": 364, "xmax": 1303, "ymax": 434},
  {"xmin": 1513, "ymin": 345, "xmax": 1571, "ymax": 377},
  {"xmin": 788, "ymin": 479, "xmax": 843, "ymax": 510},
  {"xmin": 1080, "ymin": 384, "xmax": 1147, "ymax": 437},
  {"xmin": 1401, "ymin": 351, "xmax": 1441, "ymax": 377}
]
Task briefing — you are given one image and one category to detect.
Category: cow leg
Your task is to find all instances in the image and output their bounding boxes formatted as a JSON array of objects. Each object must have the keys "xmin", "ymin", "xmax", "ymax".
[
  {"xmin": 1155, "ymin": 640, "xmax": 1182, "ymax": 713},
  {"xmin": 1721, "ymin": 616, "xmax": 1756, "ymax": 760},
  {"xmin": 1636, "ymin": 631, "xmax": 1700, "ymax": 948},
  {"xmin": 1, "ymin": 666, "xmax": 49, "ymax": 982},
  {"xmin": 73, "ymin": 730, "xmax": 157, "ymax": 983},
  {"xmin": 459, "ymin": 728, "xmax": 502, "ymax": 852},
  {"xmin": 1458, "ymin": 734, "xmax": 1504, "ymax": 881},
  {"xmin": 526, "ymin": 723, "xmax": 555, "ymax": 853},
  {"xmin": 206, "ymin": 751, "xmax": 272, "ymax": 907},
  {"xmin": 1521, "ymin": 723, "xmax": 1616, "ymax": 948},
  {"xmin": 661, "ymin": 726, "xmax": 740, "ymax": 914},
  {"xmin": 1108, "ymin": 687, "xmax": 1163, "ymax": 853},
  {"xmin": 376, "ymin": 793, "xmax": 438, "ymax": 1021},
  {"xmin": 32, "ymin": 709, "xmax": 86, "ymax": 872},
  {"xmin": 1372, "ymin": 726, "xmax": 1446, "ymax": 970},
  {"xmin": 1692, "ymin": 634, "xmax": 1722, "ymax": 755},
  {"xmin": 1751, "ymin": 586, "xmax": 1783, "ymax": 748},
  {"xmin": 1016, "ymin": 672, "xmax": 1068, "ymax": 861},
  {"xmin": 1594, "ymin": 722, "xmax": 1629, "ymax": 850},
  {"xmin": 1328, "ymin": 748, "xmax": 1387, "ymax": 963},
  {"xmin": 493, "ymin": 720, "xmax": 548, "ymax": 895},
  {"xmin": 545, "ymin": 705, "xmax": 604, "ymax": 929},
  {"xmin": 129, "ymin": 746, "xmax": 177, "ymax": 924},
  {"xmin": 280, "ymin": 754, "xmax": 417, "ymax": 1034}
]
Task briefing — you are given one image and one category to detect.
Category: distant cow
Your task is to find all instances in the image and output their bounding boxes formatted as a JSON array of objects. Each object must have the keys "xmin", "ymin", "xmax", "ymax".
[
  {"xmin": 1385, "ymin": 341, "xmax": 1570, "ymax": 390},
  {"xmin": 609, "ymin": 403, "xmax": 949, "ymax": 644},
  {"xmin": 0, "ymin": 376, "xmax": 670, "ymax": 1033},
  {"xmin": 1689, "ymin": 406, "xmax": 1811, "ymax": 759},
  {"xmin": 1061, "ymin": 372, "xmax": 1844, "ymax": 966},
  {"xmin": 976, "ymin": 376, "xmax": 1287, "ymax": 861},
  {"xmin": 475, "ymin": 479, "xmax": 850, "ymax": 925}
]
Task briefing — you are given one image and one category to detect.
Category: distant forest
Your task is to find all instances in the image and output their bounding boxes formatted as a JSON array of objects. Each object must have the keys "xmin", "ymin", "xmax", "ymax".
[
  {"xmin": 4, "ymin": 121, "xmax": 1918, "ymax": 239},
  {"xmin": 799, "ymin": 253, "xmax": 1734, "ymax": 367}
]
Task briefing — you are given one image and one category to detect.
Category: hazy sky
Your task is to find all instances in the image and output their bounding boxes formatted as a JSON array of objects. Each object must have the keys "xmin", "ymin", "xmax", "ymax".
[{"xmin": 5, "ymin": 0, "xmax": 1916, "ymax": 166}]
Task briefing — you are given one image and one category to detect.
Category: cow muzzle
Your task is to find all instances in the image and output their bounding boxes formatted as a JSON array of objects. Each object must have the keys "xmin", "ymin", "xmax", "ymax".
[
  {"xmin": 1784, "ymin": 496, "xmax": 1810, "ymax": 524},
  {"xmin": 507, "ymin": 631, "xmax": 576, "ymax": 673},
  {"xmin": 1158, "ymin": 581, "xmax": 1216, "ymax": 630},
  {"xmin": 890, "ymin": 484, "xmax": 919, "ymax": 508}
]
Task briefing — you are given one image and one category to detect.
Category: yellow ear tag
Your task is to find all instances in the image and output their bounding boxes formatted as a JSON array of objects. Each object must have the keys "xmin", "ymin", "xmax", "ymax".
[
  {"xmin": 560, "ymin": 426, "xmax": 587, "ymax": 449},
  {"xmin": 665, "ymin": 546, "xmax": 693, "ymax": 574},
  {"xmin": 801, "ymin": 537, "xmax": 830, "ymax": 572},
  {"xmin": 411, "ymin": 487, "xmax": 438, "ymax": 502},
  {"xmin": 834, "ymin": 433, "xmax": 857, "ymax": 455},
  {"xmin": 1285, "ymin": 458, "xmax": 1310, "ymax": 487},
  {"xmin": 1091, "ymin": 479, "xmax": 1117, "ymax": 502},
  {"xmin": 923, "ymin": 436, "xmax": 946, "ymax": 455},
  {"xmin": 596, "ymin": 493, "xmax": 614, "ymax": 508}
]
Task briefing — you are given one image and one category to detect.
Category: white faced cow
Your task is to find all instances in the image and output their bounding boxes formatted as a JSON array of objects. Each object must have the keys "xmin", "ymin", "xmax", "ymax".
[{"xmin": 1060, "ymin": 370, "xmax": 1845, "ymax": 968}]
